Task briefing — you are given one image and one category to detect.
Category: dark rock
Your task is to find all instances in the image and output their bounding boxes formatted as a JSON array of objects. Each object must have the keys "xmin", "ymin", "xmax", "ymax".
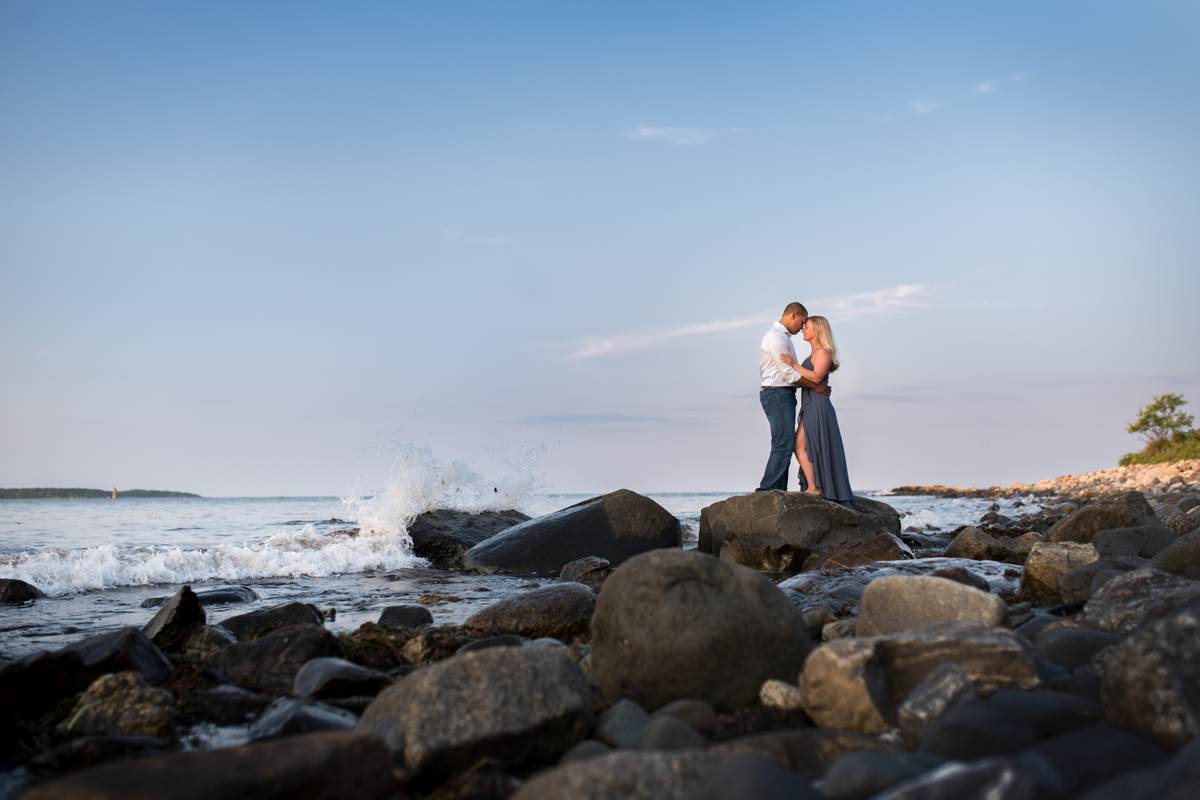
[
  {"xmin": 464, "ymin": 490, "xmax": 681, "ymax": 575},
  {"xmin": 398, "ymin": 625, "xmax": 473, "ymax": 664},
  {"xmin": 693, "ymin": 757, "xmax": 821, "ymax": 800},
  {"xmin": 1077, "ymin": 568, "xmax": 1200, "ymax": 633},
  {"xmin": 1021, "ymin": 542, "xmax": 1099, "ymax": 605},
  {"xmin": 22, "ymin": 731, "xmax": 395, "ymax": 800},
  {"xmin": 27, "ymin": 736, "xmax": 169, "ymax": 775},
  {"xmin": 60, "ymin": 672, "xmax": 176, "ymax": 740},
  {"xmin": 1033, "ymin": 628, "xmax": 1121, "ymax": 671},
  {"xmin": 181, "ymin": 624, "xmax": 238, "ymax": 660},
  {"xmin": 919, "ymin": 689, "xmax": 1100, "ymax": 760},
  {"xmin": 857, "ymin": 576, "xmax": 1007, "ymax": 636},
  {"xmin": 1049, "ymin": 492, "xmax": 1158, "ymax": 544},
  {"xmin": 293, "ymin": 657, "xmax": 391, "ymax": 700},
  {"xmin": 806, "ymin": 532, "xmax": 914, "ymax": 570},
  {"xmin": 590, "ymin": 549, "xmax": 812, "ymax": 711},
  {"xmin": 944, "ymin": 527, "xmax": 1024, "ymax": 563},
  {"xmin": 248, "ymin": 698, "xmax": 358, "ymax": 741},
  {"xmin": 709, "ymin": 728, "xmax": 897, "ymax": 775},
  {"xmin": 407, "ymin": 508, "xmax": 532, "ymax": 569},
  {"xmin": 142, "ymin": 586, "xmax": 205, "ymax": 652},
  {"xmin": 1095, "ymin": 524, "xmax": 1178, "ymax": 558},
  {"xmin": 1057, "ymin": 556, "xmax": 1146, "ymax": 605},
  {"xmin": 596, "ymin": 698, "xmax": 650, "ymax": 748},
  {"xmin": 698, "ymin": 491, "xmax": 900, "ymax": 573},
  {"xmin": 0, "ymin": 578, "xmax": 45, "ymax": 603},
  {"xmin": 513, "ymin": 751, "xmax": 740, "ymax": 800},
  {"xmin": 1080, "ymin": 736, "xmax": 1200, "ymax": 800},
  {"xmin": 897, "ymin": 663, "xmax": 977, "ymax": 745},
  {"xmin": 464, "ymin": 583, "xmax": 595, "ymax": 640},
  {"xmin": 638, "ymin": 715, "xmax": 705, "ymax": 750},
  {"xmin": 1151, "ymin": 528, "xmax": 1200, "ymax": 574},
  {"xmin": 458, "ymin": 634, "xmax": 524, "ymax": 654},
  {"xmin": 1013, "ymin": 722, "xmax": 1168, "ymax": 798},
  {"xmin": 559, "ymin": 556, "xmax": 612, "ymax": 591},
  {"xmin": 929, "ymin": 566, "xmax": 992, "ymax": 593},
  {"xmin": 655, "ymin": 698, "xmax": 719, "ymax": 734},
  {"xmin": 358, "ymin": 644, "xmax": 593, "ymax": 779},
  {"xmin": 377, "ymin": 604, "xmax": 433, "ymax": 629},
  {"xmin": 219, "ymin": 602, "xmax": 324, "ymax": 641},
  {"xmin": 188, "ymin": 684, "xmax": 271, "ymax": 724},
  {"xmin": 877, "ymin": 760, "xmax": 1036, "ymax": 800},
  {"xmin": 820, "ymin": 750, "xmax": 946, "ymax": 800},
  {"xmin": 214, "ymin": 624, "xmax": 341, "ymax": 695},
  {"xmin": 1096, "ymin": 599, "xmax": 1200, "ymax": 748},
  {"xmin": 560, "ymin": 739, "xmax": 611, "ymax": 763},
  {"xmin": 140, "ymin": 585, "xmax": 259, "ymax": 608}
]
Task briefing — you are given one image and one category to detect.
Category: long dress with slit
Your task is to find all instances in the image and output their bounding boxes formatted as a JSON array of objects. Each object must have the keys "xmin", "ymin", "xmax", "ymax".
[{"xmin": 798, "ymin": 355, "xmax": 854, "ymax": 503}]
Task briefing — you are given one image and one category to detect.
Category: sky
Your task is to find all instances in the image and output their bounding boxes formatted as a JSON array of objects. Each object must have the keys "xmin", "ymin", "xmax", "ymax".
[{"xmin": 2, "ymin": 0, "xmax": 1198, "ymax": 497}]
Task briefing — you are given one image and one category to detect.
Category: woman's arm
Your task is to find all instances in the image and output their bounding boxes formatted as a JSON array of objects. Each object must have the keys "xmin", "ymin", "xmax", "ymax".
[{"xmin": 781, "ymin": 350, "xmax": 832, "ymax": 383}]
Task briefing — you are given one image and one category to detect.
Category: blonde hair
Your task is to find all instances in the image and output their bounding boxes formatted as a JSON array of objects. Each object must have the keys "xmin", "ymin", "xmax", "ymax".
[{"xmin": 806, "ymin": 316, "xmax": 840, "ymax": 372}]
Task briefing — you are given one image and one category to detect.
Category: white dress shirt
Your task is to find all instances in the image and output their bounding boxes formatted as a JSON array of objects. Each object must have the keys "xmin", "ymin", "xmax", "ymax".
[{"xmin": 760, "ymin": 321, "xmax": 803, "ymax": 387}]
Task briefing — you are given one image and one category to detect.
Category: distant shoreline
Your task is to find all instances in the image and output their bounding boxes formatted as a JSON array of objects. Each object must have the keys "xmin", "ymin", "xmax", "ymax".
[{"xmin": 0, "ymin": 488, "xmax": 201, "ymax": 499}]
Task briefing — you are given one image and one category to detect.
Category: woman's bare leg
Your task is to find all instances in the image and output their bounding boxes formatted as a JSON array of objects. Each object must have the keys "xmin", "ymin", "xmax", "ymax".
[{"xmin": 795, "ymin": 420, "xmax": 821, "ymax": 495}]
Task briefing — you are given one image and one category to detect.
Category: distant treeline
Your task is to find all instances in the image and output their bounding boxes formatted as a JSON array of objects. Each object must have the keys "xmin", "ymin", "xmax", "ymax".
[{"xmin": 0, "ymin": 488, "xmax": 201, "ymax": 499}]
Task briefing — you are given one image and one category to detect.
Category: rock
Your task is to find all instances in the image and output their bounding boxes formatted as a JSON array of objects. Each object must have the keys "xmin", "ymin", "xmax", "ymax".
[
  {"xmin": 1049, "ymin": 492, "xmax": 1158, "ymax": 543},
  {"xmin": 944, "ymin": 527, "xmax": 1022, "ymax": 563},
  {"xmin": 219, "ymin": 602, "xmax": 325, "ymax": 641},
  {"xmin": 759, "ymin": 679, "xmax": 806, "ymax": 711},
  {"xmin": 1094, "ymin": 524, "xmax": 1178, "ymax": 558},
  {"xmin": 710, "ymin": 728, "xmax": 897, "ymax": 775},
  {"xmin": 876, "ymin": 760, "xmax": 1035, "ymax": 800},
  {"xmin": 857, "ymin": 576, "xmax": 1008, "ymax": 636},
  {"xmin": 27, "ymin": 736, "xmax": 169, "ymax": 775},
  {"xmin": 1080, "ymin": 736, "xmax": 1200, "ymax": 800},
  {"xmin": 1096, "ymin": 599, "xmax": 1200, "ymax": 748},
  {"xmin": 799, "ymin": 624, "xmax": 1039, "ymax": 733},
  {"xmin": 1033, "ymin": 628, "xmax": 1121, "ymax": 671},
  {"xmin": 1151, "ymin": 528, "xmax": 1200, "ymax": 574},
  {"xmin": 1020, "ymin": 542, "xmax": 1099, "ymax": 604},
  {"xmin": 0, "ymin": 577, "xmax": 45, "ymax": 603},
  {"xmin": 248, "ymin": 697, "xmax": 358, "ymax": 741},
  {"xmin": 655, "ymin": 699, "xmax": 719, "ymax": 734},
  {"xmin": 698, "ymin": 491, "xmax": 900, "ymax": 573},
  {"xmin": 638, "ymin": 715, "xmax": 705, "ymax": 750},
  {"xmin": 896, "ymin": 663, "xmax": 976, "ymax": 745},
  {"xmin": 464, "ymin": 583, "xmax": 596, "ymax": 640},
  {"xmin": 918, "ymin": 689, "xmax": 1100, "ymax": 760},
  {"xmin": 358, "ymin": 644, "xmax": 593, "ymax": 779},
  {"xmin": 22, "ymin": 731, "xmax": 394, "ymax": 800},
  {"xmin": 458, "ymin": 634, "xmax": 524, "ymax": 654},
  {"xmin": 1057, "ymin": 557, "xmax": 1146, "ymax": 605},
  {"xmin": 694, "ymin": 757, "xmax": 821, "ymax": 800},
  {"xmin": 514, "ymin": 750, "xmax": 742, "ymax": 800},
  {"xmin": 60, "ymin": 672, "xmax": 176, "ymax": 740},
  {"xmin": 800, "ymin": 605, "xmax": 836, "ymax": 638},
  {"xmin": 590, "ymin": 549, "xmax": 812, "ymax": 711},
  {"xmin": 820, "ymin": 750, "xmax": 946, "ymax": 800},
  {"xmin": 293, "ymin": 657, "xmax": 391, "ymax": 700},
  {"xmin": 187, "ymin": 684, "xmax": 271, "ymax": 724},
  {"xmin": 377, "ymin": 605, "xmax": 433, "ymax": 629},
  {"xmin": 463, "ymin": 490, "xmax": 681, "ymax": 575},
  {"xmin": 822, "ymin": 618, "xmax": 856, "ymax": 639},
  {"xmin": 596, "ymin": 698, "xmax": 651, "ymax": 748},
  {"xmin": 142, "ymin": 586, "xmax": 206, "ymax": 652},
  {"xmin": 214, "ymin": 624, "xmax": 342, "ymax": 695},
  {"xmin": 928, "ymin": 566, "xmax": 992, "ymax": 593},
  {"xmin": 141, "ymin": 585, "xmax": 259, "ymax": 608},
  {"xmin": 1076, "ymin": 569, "xmax": 1200, "ymax": 633},
  {"xmin": 559, "ymin": 556, "xmax": 612, "ymax": 591},
  {"xmin": 560, "ymin": 739, "xmax": 611, "ymax": 763},
  {"xmin": 806, "ymin": 532, "xmax": 914, "ymax": 570},
  {"xmin": 1012, "ymin": 722, "xmax": 1168, "ymax": 799},
  {"xmin": 398, "ymin": 625, "xmax": 473, "ymax": 664},
  {"xmin": 406, "ymin": 508, "xmax": 532, "ymax": 569}
]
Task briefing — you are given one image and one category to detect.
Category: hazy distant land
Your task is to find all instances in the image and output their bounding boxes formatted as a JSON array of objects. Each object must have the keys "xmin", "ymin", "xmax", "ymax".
[{"xmin": 0, "ymin": 488, "xmax": 201, "ymax": 499}]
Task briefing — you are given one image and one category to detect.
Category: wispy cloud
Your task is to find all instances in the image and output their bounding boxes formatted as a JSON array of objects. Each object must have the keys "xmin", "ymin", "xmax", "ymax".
[
  {"xmin": 625, "ymin": 125, "xmax": 746, "ymax": 146},
  {"xmin": 909, "ymin": 99, "xmax": 940, "ymax": 114},
  {"xmin": 973, "ymin": 81, "xmax": 996, "ymax": 95},
  {"xmin": 973, "ymin": 71, "xmax": 1034, "ymax": 96}
]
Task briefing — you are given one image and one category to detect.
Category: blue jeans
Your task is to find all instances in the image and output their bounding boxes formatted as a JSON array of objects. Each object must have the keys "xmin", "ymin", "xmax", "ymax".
[{"xmin": 757, "ymin": 387, "xmax": 796, "ymax": 491}]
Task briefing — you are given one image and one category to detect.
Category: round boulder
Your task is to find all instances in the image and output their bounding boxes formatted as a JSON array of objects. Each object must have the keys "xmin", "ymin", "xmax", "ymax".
[
  {"xmin": 464, "ymin": 583, "xmax": 596, "ymax": 640},
  {"xmin": 0, "ymin": 578, "xmax": 45, "ymax": 603},
  {"xmin": 857, "ymin": 575, "xmax": 1008, "ymax": 636}
]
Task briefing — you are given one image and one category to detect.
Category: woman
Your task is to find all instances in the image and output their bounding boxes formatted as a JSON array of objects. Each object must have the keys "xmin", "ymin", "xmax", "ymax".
[{"xmin": 779, "ymin": 316, "xmax": 853, "ymax": 503}]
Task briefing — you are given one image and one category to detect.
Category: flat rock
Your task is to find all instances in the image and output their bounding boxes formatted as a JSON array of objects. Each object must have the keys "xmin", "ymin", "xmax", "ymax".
[
  {"xmin": 214, "ymin": 624, "xmax": 342, "ymax": 695},
  {"xmin": 0, "ymin": 577, "xmax": 45, "ymax": 603},
  {"xmin": 464, "ymin": 490, "xmax": 681, "ymax": 575},
  {"xmin": 558, "ymin": 556, "xmax": 612, "ymax": 592},
  {"xmin": 408, "ymin": 508, "xmax": 532, "ymax": 569},
  {"xmin": 219, "ymin": 602, "xmax": 325, "ymax": 641},
  {"xmin": 1076, "ymin": 568, "xmax": 1200, "ymax": 633},
  {"xmin": 698, "ymin": 491, "xmax": 901, "ymax": 573},
  {"xmin": 463, "ymin": 583, "xmax": 595, "ymax": 640},
  {"xmin": 293, "ymin": 657, "xmax": 392, "ymax": 700},
  {"xmin": 590, "ymin": 549, "xmax": 812, "ymax": 711},
  {"xmin": 1020, "ymin": 541, "xmax": 1099, "ymax": 605},
  {"xmin": 142, "ymin": 585, "xmax": 206, "ymax": 652},
  {"xmin": 857, "ymin": 576, "xmax": 1007, "ymax": 636},
  {"xmin": 1049, "ymin": 492, "xmax": 1158, "ymax": 544},
  {"xmin": 377, "ymin": 605, "xmax": 433, "ymax": 629}
]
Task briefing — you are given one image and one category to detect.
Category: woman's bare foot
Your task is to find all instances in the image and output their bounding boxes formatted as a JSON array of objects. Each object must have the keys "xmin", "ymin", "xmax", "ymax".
[{"xmin": 804, "ymin": 487, "xmax": 822, "ymax": 496}]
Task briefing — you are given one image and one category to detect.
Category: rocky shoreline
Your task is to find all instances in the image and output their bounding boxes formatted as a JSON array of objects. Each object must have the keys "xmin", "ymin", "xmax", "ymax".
[
  {"xmin": 891, "ymin": 459, "xmax": 1200, "ymax": 501},
  {"xmin": 3, "ymin": 483, "xmax": 1199, "ymax": 799}
]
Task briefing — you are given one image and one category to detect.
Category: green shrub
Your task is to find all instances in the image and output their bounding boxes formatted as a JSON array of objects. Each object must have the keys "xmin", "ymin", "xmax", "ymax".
[{"xmin": 1119, "ymin": 431, "xmax": 1200, "ymax": 466}]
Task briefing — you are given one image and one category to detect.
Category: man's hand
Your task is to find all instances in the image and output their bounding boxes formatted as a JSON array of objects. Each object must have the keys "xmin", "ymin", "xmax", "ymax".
[{"xmin": 814, "ymin": 383, "xmax": 832, "ymax": 396}]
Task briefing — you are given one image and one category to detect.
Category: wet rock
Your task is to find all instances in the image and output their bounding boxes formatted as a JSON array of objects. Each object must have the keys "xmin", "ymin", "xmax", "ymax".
[
  {"xmin": 928, "ymin": 565, "xmax": 992, "ymax": 593},
  {"xmin": 1049, "ymin": 492, "xmax": 1157, "ymax": 544},
  {"xmin": 407, "ymin": 508, "xmax": 532, "ymax": 569},
  {"xmin": 22, "ymin": 731, "xmax": 394, "ymax": 800},
  {"xmin": 759, "ymin": 679, "xmax": 806, "ymax": 711},
  {"xmin": 1096, "ymin": 599, "xmax": 1200, "ymax": 748},
  {"xmin": 559, "ymin": 556, "xmax": 612, "ymax": 592},
  {"xmin": 513, "ymin": 750, "xmax": 735, "ymax": 800},
  {"xmin": 638, "ymin": 715, "xmax": 705, "ymax": 750},
  {"xmin": 857, "ymin": 576, "xmax": 1007, "ymax": 636},
  {"xmin": 141, "ymin": 585, "xmax": 258, "ymax": 608},
  {"xmin": 710, "ymin": 728, "xmax": 897, "ymax": 775},
  {"xmin": 464, "ymin": 490, "xmax": 680, "ymax": 575},
  {"xmin": 377, "ymin": 605, "xmax": 433, "ymax": 629},
  {"xmin": 219, "ymin": 602, "xmax": 324, "ymax": 641},
  {"xmin": 358, "ymin": 644, "xmax": 593, "ymax": 779},
  {"xmin": 27, "ymin": 735, "xmax": 169, "ymax": 775},
  {"xmin": 1094, "ymin": 524, "xmax": 1177, "ymax": 558},
  {"xmin": 464, "ymin": 583, "xmax": 596, "ymax": 640},
  {"xmin": 590, "ymin": 549, "xmax": 811, "ymax": 711},
  {"xmin": 806, "ymin": 532, "xmax": 914, "ymax": 570},
  {"xmin": 595, "ymin": 698, "xmax": 650, "ymax": 748},
  {"xmin": 1080, "ymin": 735, "xmax": 1200, "ymax": 800},
  {"xmin": 181, "ymin": 624, "xmax": 237, "ymax": 660},
  {"xmin": 60, "ymin": 672, "xmax": 176, "ymax": 740},
  {"xmin": 1020, "ymin": 542, "xmax": 1099, "ymax": 604},
  {"xmin": 1057, "ymin": 556, "xmax": 1147, "ymax": 605},
  {"xmin": 142, "ymin": 586, "xmax": 206, "ymax": 652},
  {"xmin": 399, "ymin": 625, "xmax": 473, "ymax": 664},
  {"xmin": 820, "ymin": 750, "xmax": 946, "ymax": 800},
  {"xmin": 214, "ymin": 624, "xmax": 342, "ymax": 695},
  {"xmin": 1150, "ymin": 528, "xmax": 1200, "ymax": 574},
  {"xmin": 560, "ymin": 739, "xmax": 612, "ymax": 763},
  {"xmin": 458, "ymin": 634, "xmax": 524, "ymax": 654},
  {"xmin": 877, "ymin": 760, "xmax": 1035, "ymax": 800},
  {"xmin": 944, "ymin": 527, "xmax": 1023, "ymax": 563},
  {"xmin": 1033, "ymin": 628, "xmax": 1121, "ymax": 671},
  {"xmin": 293, "ymin": 657, "xmax": 391, "ymax": 700},
  {"xmin": 1076, "ymin": 568, "xmax": 1200, "ymax": 633},
  {"xmin": 0, "ymin": 578, "xmax": 45, "ymax": 603},
  {"xmin": 698, "ymin": 491, "xmax": 900, "ymax": 573},
  {"xmin": 655, "ymin": 698, "xmax": 719, "ymax": 734},
  {"xmin": 918, "ymin": 689, "xmax": 1100, "ymax": 760},
  {"xmin": 897, "ymin": 663, "xmax": 976, "ymax": 745},
  {"xmin": 188, "ymin": 684, "xmax": 271, "ymax": 724},
  {"xmin": 248, "ymin": 697, "xmax": 358, "ymax": 741}
]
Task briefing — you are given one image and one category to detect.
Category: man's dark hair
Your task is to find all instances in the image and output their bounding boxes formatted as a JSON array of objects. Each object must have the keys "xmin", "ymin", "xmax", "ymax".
[{"xmin": 782, "ymin": 302, "xmax": 808, "ymax": 318}]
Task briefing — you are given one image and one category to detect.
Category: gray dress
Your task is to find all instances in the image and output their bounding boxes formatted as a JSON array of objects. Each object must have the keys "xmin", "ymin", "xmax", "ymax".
[{"xmin": 798, "ymin": 355, "xmax": 854, "ymax": 503}]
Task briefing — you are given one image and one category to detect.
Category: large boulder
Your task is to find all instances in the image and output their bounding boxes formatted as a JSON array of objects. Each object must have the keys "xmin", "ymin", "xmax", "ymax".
[
  {"xmin": 358, "ymin": 645, "xmax": 592, "ymax": 780},
  {"xmin": 0, "ymin": 577, "xmax": 45, "ymax": 602},
  {"xmin": 1094, "ymin": 524, "xmax": 1177, "ymax": 559},
  {"xmin": 142, "ymin": 585, "xmax": 206, "ymax": 652},
  {"xmin": 807, "ymin": 532, "xmax": 913, "ymax": 570},
  {"xmin": 60, "ymin": 672, "xmax": 176, "ymax": 740},
  {"xmin": 590, "ymin": 549, "xmax": 812, "ymax": 711},
  {"xmin": 1151, "ymin": 528, "xmax": 1200, "ymax": 574},
  {"xmin": 463, "ymin": 583, "xmax": 595, "ymax": 640},
  {"xmin": 698, "ymin": 491, "xmax": 901, "ymax": 573},
  {"xmin": 219, "ymin": 602, "xmax": 325, "ymax": 641},
  {"xmin": 1020, "ymin": 541, "xmax": 1099, "ymax": 605},
  {"xmin": 857, "ymin": 576, "xmax": 1007, "ymax": 636},
  {"xmin": 463, "ymin": 490, "xmax": 681, "ymax": 575},
  {"xmin": 1048, "ymin": 492, "xmax": 1158, "ymax": 543},
  {"xmin": 1076, "ymin": 569, "xmax": 1200, "ymax": 634},
  {"xmin": 21, "ymin": 731, "xmax": 394, "ymax": 800},
  {"xmin": 407, "ymin": 508, "xmax": 532, "ymax": 569},
  {"xmin": 214, "ymin": 624, "xmax": 342, "ymax": 695}
]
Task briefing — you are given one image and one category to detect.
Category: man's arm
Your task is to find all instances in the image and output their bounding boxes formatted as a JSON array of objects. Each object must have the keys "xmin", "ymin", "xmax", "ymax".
[
  {"xmin": 764, "ymin": 334, "xmax": 804, "ymax": 384},
  {"xmin": 796, "ymin": 377, "xmax": 831, "ymax": 395}
]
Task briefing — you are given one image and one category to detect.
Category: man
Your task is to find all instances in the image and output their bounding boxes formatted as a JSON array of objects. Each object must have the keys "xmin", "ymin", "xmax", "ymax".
[{"xmin": 757, "ymin": 302, "xmax": 829, "ymax": 491}]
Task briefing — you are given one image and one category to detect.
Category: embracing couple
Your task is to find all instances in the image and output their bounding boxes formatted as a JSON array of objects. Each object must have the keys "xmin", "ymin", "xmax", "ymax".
[{"xmin": 756, "ymin": 302, "xmax": 853, "ymax": 503}]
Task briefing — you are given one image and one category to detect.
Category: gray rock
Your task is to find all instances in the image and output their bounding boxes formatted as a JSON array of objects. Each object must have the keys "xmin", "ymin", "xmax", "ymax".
[
  {"xmin": 1011, "ymin": 722, "xmax": 1168, "ymax": 798},
  {"xmin": 928, "ymin": 566, "xmax": 992, "ymax": 593},
  {"xmin": 1049, "ymin": 492, "xmax": 1158, "ymax": 544},
  {"xmin": 214, "ymin": 624, "xmax": 342, "ymax": 695},
  {"xmin": 710, "ymin": 728, "xmax": 897, "ymax": 775},
  {"xmin": 918, "ymin": 689, "xmax": 1100, "ymax": 760},
  {"xmin": 142, "ymin": 585, "xmax": 206, "ymax": 652},
  {"xmin": 801, "ymin": 604, "xmax": 836, "ymax": 638},
  {"xmin": 293, "ymin": 657, "xmax": 391, "ymax": 700},
  {"xmin": 1057, "ymin": 556, "xmax": 1147, "ymax": 605},
  {"xmin": 944, "ymin": 527, "xmax": 1022, "ymax": 563},
  {"xmin": 560, "ymin": 739, "xmax": 612, "ymax": 763},
  {"xmin": 1080, "ymin": 736, "xmax": 1200, "ymax": 799},
  {"xmin": 1096, "ymin": 599, "xmax": 1200, "ymax": 748},
  {"xmin": 1021, "ymin": 542, "xmax": 1099, "ymax": 605},
  {"xmin": 458, "ymin": 634, "xmax": 524, "ymax": 654},
  {"xmin": 141, "ymin": 585, "xmax": 258, "ymax": 608},
  {"xmin": 377, "ymin": 604, "xmax": 433, "ymax": 629},
  {"xmin": 857, "ymin": 576, "xmax": 1007, "ymax": 636},
  {"xmin": 0, "ymin": 577, "xmax": 45, "ymax": 603},
  {"xmin": 1094, "ymin": 524, "xmax": 1178, "ymax": 558},
  {"xmin": 190, "ymin": 684, "xmax": 271, "ymax": 724},
  {"xmin": 698, "ymin": 491, "xmax": 901, "ymax": 573},
  {"xmin": 654, "ymin": 698, "xmax": 719, "ymax": 734},
  {"xmin": 219, "ymin": 602, "xmax": 324, "ymax": 641},
  {"xmin": 590, "ymin": 549, "xmax": 812, "ymax": 711},
  {"xmin": 464, "ymin": 583, "xmax": 595, "ymax": 640},
  {"xmin": 820, "ymin": 751, "xmax": 946, "ymax": 800},
  {"xmin": 464, "ymin": 490, "xmax": 681, "ymax": 575},
  {"xmin": 512, "ymin": 750, "xmax": 734, "ymax": 800},
  {"xmin": 27, "ymin": 735, "xmax": 169, "ymax": 775},
  {"xmin": 759, "ymin": 679, "xmax": 806, "ymax": 711},
  {"xmin": 357, "ymin": 644, "xmax": 593, "ymax": 778},
  {"xmin": 1076, "ymin": 568, "xmax": 1200, "ymax": 633},
  {"xmin": 897, "ymin": 663, "xmax": 976, "ymax": 745},
  {"xmin": 182, "ymin": 624, "xmax": 237, "ymax": 660},
  {"xmin": 407, "ymin": 508, "xmax": 532, "ymax": 569},
  {"xmin": 559, "ymin": 556, "xmax": 611, "ymax": 592},
  {"xmin": 60, "ymin": 672, "xmax": 176, "ymax": 740},
  {"xmin": 874, "ymin": 760, "xmax": 1035, "ymax": 800},
  {"xmin": 1033, "ymin": 628, "xmax": 1121, "ymax": 671},
  {"xmin": 248, "ymin": 697, "xmax": 357, "ymax": 741},
  {"xmin": 806, "ymin": 532, "xmax": 914, "ymax": 570},
  {"xmin": 822, "ymin": 618, "xmax": 857, "ymax": 640},
  {"xmin": 596, "ymin": 698, "xmax": 650, "ymax": 748},
  {"xmin": 696, "ymin": 757, "xmax": 821, "ymax": 800},
  {"xmin": 638, "ymin": 715, "xmax": 705, "ymax": 750},
  {"xmin": 1150, "ymin": 528, "xmax": 1200, "ymax": 574}
]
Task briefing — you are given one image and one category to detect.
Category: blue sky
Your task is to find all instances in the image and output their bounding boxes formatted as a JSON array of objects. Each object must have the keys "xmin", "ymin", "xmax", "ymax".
[{"xmin": 2, "ymin": 1, "xmax": 1198, "ymax": 496}]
